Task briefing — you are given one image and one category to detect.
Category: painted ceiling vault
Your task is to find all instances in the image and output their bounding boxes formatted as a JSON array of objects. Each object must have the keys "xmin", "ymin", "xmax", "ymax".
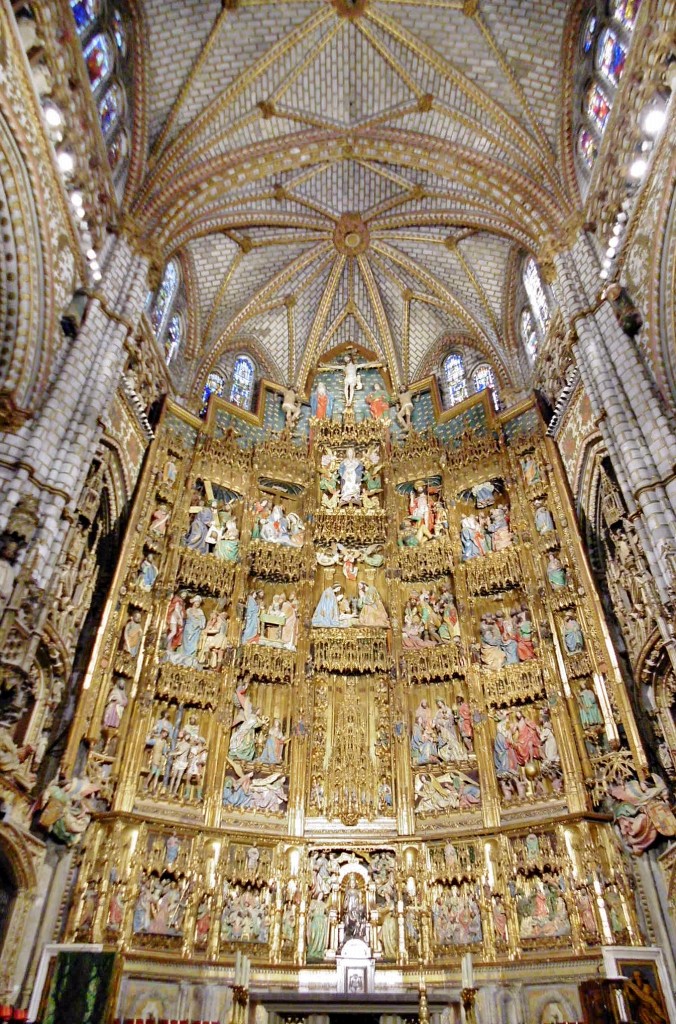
[{"xmin": 130, "ymin": 0, "xmax": 580, "ymax": 396}]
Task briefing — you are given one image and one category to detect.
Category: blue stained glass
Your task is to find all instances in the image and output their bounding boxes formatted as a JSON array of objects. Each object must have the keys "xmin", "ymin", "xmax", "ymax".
[
  {"xmin": 203, "ymin": 372, "xmax": 226, "ymax": 407},
  {"xmin": 99, "ymin": 82, "xmax": 124, "ymax": 137},
  {"xmin": 472, "ymin": 364, "xmax": 499, "ymax": 408},
  {"xmin": 83, "ymin": 32, "xmax": 114, "ymax": 93},
  {"xmin": 230, "ymin": 355, "xmax": 255, "ymax": 410},
  {"xmin": 597, "ymin": 27, "xmax": 626, "ymax": 86},
  {"xmin": 582, "ymin": 13, "xmax": 597, "ymax": 54},
  {"xmin": 111, "ymin": 10, "xmax": 127, "ymax": 55},
  {"xmin": 442, "ymin": 352, "xmax": 468, "ymax": 408},
  {"xmin": 70, "ymin": 0, "xmax": 101, "ymax": 35}
]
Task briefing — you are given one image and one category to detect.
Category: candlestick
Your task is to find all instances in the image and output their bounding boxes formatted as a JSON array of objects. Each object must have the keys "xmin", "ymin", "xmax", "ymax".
[{"xmin": 461, "ymin": 986, "xmax": 478, "ymax": 1024}]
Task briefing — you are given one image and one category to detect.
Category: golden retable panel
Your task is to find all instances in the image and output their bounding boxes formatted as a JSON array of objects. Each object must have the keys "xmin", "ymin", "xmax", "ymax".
[{"xmin": 56, "ymin": 399, "xmax": 674, "ymax": 976}]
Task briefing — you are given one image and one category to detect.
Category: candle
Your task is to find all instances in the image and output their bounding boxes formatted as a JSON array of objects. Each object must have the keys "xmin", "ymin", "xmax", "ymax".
[
  {"xmin": 461, "ymin": 951, "xmax": 474, "ymax": 989},
  {"xmin": 234, "ymin": 950, "xmax": 241, "ymax": 986}
]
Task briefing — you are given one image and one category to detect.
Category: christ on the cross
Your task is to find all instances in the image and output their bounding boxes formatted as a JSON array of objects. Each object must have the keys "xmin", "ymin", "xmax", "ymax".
[{"xmin": 317, "ymin": 352, "xmax": 382, "ymax": 409}]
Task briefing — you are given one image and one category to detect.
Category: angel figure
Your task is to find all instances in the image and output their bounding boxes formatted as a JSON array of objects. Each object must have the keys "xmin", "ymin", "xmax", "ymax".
[
  {"xmin": 317, "ymin": 352, "xmax": 382, "ymax": 408},
  {"xmin": 316, "ymin": 543, "xmax": 341, "ymax": 569},
  {"xmin": 362, "ymin": 491, "xmax": 382, "ymax": 513},
  {"xmin": 319, "ymin": 451, "xmax": 340, "ymax": 510},
  {"xmin": 317, "ymin": 543, "xmax": 385, "ymax": 580},
  {"xmin": 461, "ymin": 479, "xmax": 504, "ymax": 510},
  {"xmin": 339, "ymin": 545, "xmax": 361, "ymax": 581},
  {"xmin": 364, "ymin": 447, "xmax": 383, "ymax": 494},
  {"xmin": 362, "ymin": 544, "xmax": 385, "ymax": 568}
]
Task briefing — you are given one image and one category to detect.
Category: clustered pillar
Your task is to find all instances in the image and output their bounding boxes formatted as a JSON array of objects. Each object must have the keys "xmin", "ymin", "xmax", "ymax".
[
  {"xmin": 0, "ymin": 233, "xmax": 149, "ymax": 581},
  {"xmin": 554, "ymin": 230, "xmax": 676, "ymax": 602}
]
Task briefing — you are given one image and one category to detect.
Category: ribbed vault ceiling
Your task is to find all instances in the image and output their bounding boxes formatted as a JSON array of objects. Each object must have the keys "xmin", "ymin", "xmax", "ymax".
[{"xmin": 130, "ymin": 0, "xmax": 580, "ymax": 395}]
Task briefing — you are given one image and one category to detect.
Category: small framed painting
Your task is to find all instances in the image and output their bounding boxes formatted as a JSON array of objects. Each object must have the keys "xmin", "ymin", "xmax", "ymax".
[
  {"xmin": 346, "ymin": 966, "xmax": 367, "ymax": 995},
  {"xmin": 602, "ymin": 946, "xmax": 675, "ymax": 1024}
]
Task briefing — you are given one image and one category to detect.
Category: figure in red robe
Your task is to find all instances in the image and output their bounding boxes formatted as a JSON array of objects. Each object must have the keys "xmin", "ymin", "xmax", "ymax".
[{"xmin": 512, "ymin": 710, "xmax": 541, "ymax": 765}]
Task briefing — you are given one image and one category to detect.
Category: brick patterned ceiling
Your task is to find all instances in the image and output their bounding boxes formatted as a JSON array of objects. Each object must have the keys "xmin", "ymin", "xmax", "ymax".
[{"xmin": 130, "ymin": 0, "xmax": 578, "ymax": 398}]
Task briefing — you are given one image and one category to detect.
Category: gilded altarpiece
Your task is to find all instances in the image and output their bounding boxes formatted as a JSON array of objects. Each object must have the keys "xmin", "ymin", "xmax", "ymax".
[{"xmin": 60, "ymin": 393, "xmax": 674, "ymax": 1004}]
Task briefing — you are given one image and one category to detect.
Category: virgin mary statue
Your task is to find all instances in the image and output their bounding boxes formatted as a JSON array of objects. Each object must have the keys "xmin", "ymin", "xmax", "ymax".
[{"xmin": 312, "ymin": 587, "xmax": 343, "ymax": 628}]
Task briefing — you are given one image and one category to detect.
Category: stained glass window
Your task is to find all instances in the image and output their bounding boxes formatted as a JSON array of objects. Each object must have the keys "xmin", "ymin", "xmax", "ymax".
[
  {"xmin": 597, "ymin": 27, "xmax": 626, "ymax": 85},
  {"xmin": 99, "ymin": 82, "xmax": 124, "ymax": 138},
  {"xmin": 523, "ymin": 259, "xmax": 550, "ymax": 336},
  {"xmin": 165, "ymin": 314, "xmax": 183, "ymax": 366},
  {"xmin": 610, "ymin": 0, "xmax": 642, "ymax": 30},
  {"xmin": 586, "ymin": 82, "xmax": 612, "ymax": 133},
  {"xmin": 107, "ymin": 130, "xmax": 128, "ymax": 173},
  {"xmin": 521, "ymin": 308, "xmax": 539, "ymax": 363},
  {"xmin": 442, "ymin": 353, "xmax": 468, "ymax": 408},
  {"xmin": 471, "ymin": 364, "xmax": 499, "ymax": 408},
  {"xmin": 203, "ymin": 372, "xmax": 226, "ymax": 407},
  {"xmin": 111, "ymin": 10, "xmax": 127, "ymax": 55},
  {"xmin": 577, "ymin": 128, "xmax": 598, "ymax": 170},
  {"xmin": 70, "ymin": 0, "xmax": 100, "ymax": 36},
  {"xmin": 230, "ymin": 355, "xmax": 255, "ymax": 410},
  {"xmin": 150, "ymin": 261, "xmax": 179, "ymax": 340},
  {"xmin": 582, "ymin": 13, "xmax": 597, "ymax": 53},
  {"xmin": 83, "ymin": 32, "xmax": 114, "ymax": 93}
]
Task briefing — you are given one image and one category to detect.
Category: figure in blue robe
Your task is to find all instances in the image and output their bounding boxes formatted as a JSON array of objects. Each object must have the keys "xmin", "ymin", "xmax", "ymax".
[
  {"xmin": 472, "ymin": 481, "xmax": 496, "ymax": 508},
  {"xmin": 169, "ymin": 597, "xmax": 205, "ymax": 667},
  {"xmin": 137, "ymin": 555, "xmax": 158, "ymax": 591},
  {"xmin": 534, "ymin": 503, "xmax": 554, "ymax": 534},
  {"xmin": 499, "ymin": 619, "xmax": 519, "ymax": 666},
  {"xmin": 563, "ymin": 616, "xmax": 584, "ymax": 653},
  {"xmin": 183, "ymin": 503, "xmax": 216, "ymax": 554},
  {"xmin": 242, "ymin": 591, "xmax": 262, "ymax": 644},
  {"xmin": 310, "ymin": 382, "xmax": 334, "ymax": 420},
  {"xmin": 312, "ymin": 587, "xmax": 343, "ymax": 628},
  {"xmin": 493, "ymin": 716, "xmax": 515, "ymax": 775}
]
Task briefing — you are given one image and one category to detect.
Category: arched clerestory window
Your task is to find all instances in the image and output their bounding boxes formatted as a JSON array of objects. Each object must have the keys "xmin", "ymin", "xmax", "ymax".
[
  {"xmin": 70, "ymin": 0, "xmax": 101, "ymax": 36},
  {"xmin": 164, "ymin": 312, "xmax": 184, "ymax": 366},
  {"xmin": 201, "ymin": 371, "xmax": 226, "ymax": 416},
  {"xmin": 150, "ymin": 260, "xmax": 179, "ymax": 347},
  {"xmin": 520, "ymin": 308, "xmax": 539, "ymax": 363},
  {"xmin": 442, "ymin": 352, "xmax": 468, "ymax": 408},
  {"xmin": 68, "ymin": 3, "xmax": 134, "ymax": 185},
  {"xmin": 471, "ymin": 363, "xmax": 500, "ymax": 409},
  {"xmin": 574, "ymin": 1, "xmax": 642, "ymax": 177},
  {"xmin": 98, "ymin": 80, "xmax": 125, "ymax": 138},
  {"xmin": 230, "ymin": 355, "xmax": 256, "ymax": 410},
  {"xmin": 83, "ymin": 31, "xmax": 114, "ymax": 94},
  {"xmin": 523, "ymin": 258, "xmax": 551, "ymax": 337}
]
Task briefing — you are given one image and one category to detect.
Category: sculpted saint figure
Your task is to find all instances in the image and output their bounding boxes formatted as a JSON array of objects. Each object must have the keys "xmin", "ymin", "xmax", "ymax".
[
  {"xmin": 342, "ymin": 875, "xmax": 367, "ymax": 942},
  {"xmin": 310, "ymin": 381, "xmax": 333, "ymax": 420},
  {"xmin": 338, "ymin": 448, "xmax": 364, "ymax": 506}
]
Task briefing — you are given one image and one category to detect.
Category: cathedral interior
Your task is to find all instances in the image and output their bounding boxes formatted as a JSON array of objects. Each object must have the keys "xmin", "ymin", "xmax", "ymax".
[{"xmin": 2, "ymin": 1, "xmax": 676, "ymax": 1022}]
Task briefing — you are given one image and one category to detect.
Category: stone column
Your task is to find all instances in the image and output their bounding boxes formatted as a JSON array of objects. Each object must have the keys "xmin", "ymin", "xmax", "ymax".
[
  {"xmin": 553, "ymin": 230, "xmax": 676, "ymax": 601},
  {"xmin": 0, "ymin": 233, "xmax": 149, "ymax": 578}
]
